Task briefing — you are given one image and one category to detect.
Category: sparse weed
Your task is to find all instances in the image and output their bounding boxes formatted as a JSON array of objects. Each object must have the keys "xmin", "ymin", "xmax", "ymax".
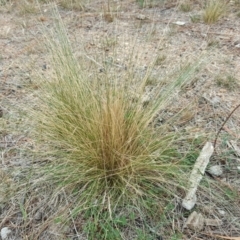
[
  {"xmin": 190, "ymin": 14, "xmax": 201, "ymax": 23},
  {"xmin": 18, "ymin": 0, "xmax": 38, "ymax": 15},
  {"xmin": 215, "ymin": 75, "xmax": 239, "ymax": 90},
  {"xmin": 101, "ymin": 36, "xmax": 118, "ymax": 49},
  {"xmin": 136, "ymin": 0, "xmax": 147, "ymax": 8},
  {"xmin": 223, "ymin": 186, "xmax": 238, "ymax": 200},
  {"xmin": 145, "ymin": 76, "xmax": 158, "ymax": 86},
  {"xmin": 136, "ymin": 0, "xmax": 160, "ymax": 8},
  {"xmin": 0, "ymin": 167, "xmax": 15, "ymax": 202},
  {"xmin": 103, "ymin": 1, "xmax": 115, "ymax": 23},
  {"xmin": 104, "ymin": 12, "xmax": 114, "ymax": 23},
  {"xmin": 234, "ymin": 0, "xmax": 240, "ymax": 6},
  {"xmin": 37, "ymin": 0, "xmax": 49, "ymax": 3},
  {"xmin": 179, "ymin": 1, "xmax": 192, "ymax": 12},
  {"xmin": 180, "ymin": 136, "xmax": 206, "ymax": 166},
  {"xmin": 207, "ymin": 39, "xmax": 219, "ymax": 48},
  {"xmin": 84, "ymin": 208, "xmax": 124, "ymax": 240},
  {"xmin": 171, "ymin": 232, "xmax": 183, "ymax": 240},
  {"xmin": 145, "ymin": 23, "xmax": 157, "ymax": 41},
  {"xmin": 0, "ymin": 0, "xmax": 8, "ymax": 5},
  {"xmin": 59, "ymin": 0, "xmax": 84, "ymax": 11},
  {"xmin": 165, "ymin": 24, "xmax": 177, "ymax": 37},
  {"xmin": 203, "ymin": 0, "xmax": 229, "ymax": 24},
  {"xmin": 155, "ymin": 55, "xmax": 166, "ymax": 65}
]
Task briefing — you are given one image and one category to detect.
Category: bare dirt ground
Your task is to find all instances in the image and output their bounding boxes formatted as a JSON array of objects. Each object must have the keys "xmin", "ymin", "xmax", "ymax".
[{"xmin": 0, "ymin": 0, "xmax": 240, "ymax": 239}]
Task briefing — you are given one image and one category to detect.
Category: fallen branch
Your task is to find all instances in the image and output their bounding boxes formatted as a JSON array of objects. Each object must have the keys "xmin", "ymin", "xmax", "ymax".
[{"xmin": 182, "ymin": 142, "xmax": 214, "ymax": 210}]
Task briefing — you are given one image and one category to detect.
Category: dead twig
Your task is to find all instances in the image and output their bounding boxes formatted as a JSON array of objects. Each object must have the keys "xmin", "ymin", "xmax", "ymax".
[{"xmin": 214, "ymin": 104, "xmax": 240, "ymax": 150}]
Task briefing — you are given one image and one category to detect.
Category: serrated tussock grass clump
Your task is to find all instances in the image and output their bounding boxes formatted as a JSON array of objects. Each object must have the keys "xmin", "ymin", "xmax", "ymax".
[
  {"xmin": 33, "ymin": 7, "xmax": 201, "ymax": 234},
  {"xmin": 203, "ymin": 0, "xmax": 228, "ymax": 24}
]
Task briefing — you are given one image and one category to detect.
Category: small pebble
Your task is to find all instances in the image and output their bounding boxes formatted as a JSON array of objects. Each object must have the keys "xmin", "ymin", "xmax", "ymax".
[
  {"xmin": 136, "ymin": 14, "xmax": 146, "ymax": 20},
  {"xmin": 1, "ymin": 227, "xmax": 12, "ymax": 240},
  {"xmin": 34, "ymin": 211, "xmax": 42, "ymax": 221},
  {"xmin": 211, "ymin": 96, "xmax": 220, "ymax": 105},
  {"xmin": 184, "ymin": 211, "xmax": 204, "ymax": 231},
  {"xmin": 173, "ymin": 21, "xmax": 186, "ymax": 26},
  {"xmin": 208, "ymin": 165, "xmax": 223, "ymax": 176},
  {"xmin": 217, "ymin": 209, "xmax": 226, "ymax": 215}
]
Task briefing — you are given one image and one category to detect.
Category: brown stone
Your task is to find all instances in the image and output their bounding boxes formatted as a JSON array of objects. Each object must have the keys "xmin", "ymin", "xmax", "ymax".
[{"xmin": 184, "ymin": 211, "xmax": 204, "ymax": 231}]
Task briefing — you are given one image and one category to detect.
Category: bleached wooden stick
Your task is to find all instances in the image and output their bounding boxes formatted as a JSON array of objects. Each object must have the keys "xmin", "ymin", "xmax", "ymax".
[{"xmin": 182, "ymin": 142, "xmax": 214, "ymax": 210}]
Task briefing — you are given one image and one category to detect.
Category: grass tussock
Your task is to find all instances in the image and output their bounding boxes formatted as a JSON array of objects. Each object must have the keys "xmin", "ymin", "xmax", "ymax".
[
  {"xmin": 203, "ymin": 0, "xmax": 229, "ymax": 24},
  {"xmin": 58, "ymin": 0, "xmax": 85, "ymax": 11},
  {"xmin": 215, "ymin": 74, "xmax": 239, "ymax": 90},
  {"xmin": 179, "ymin": 1, "xmax": 192, "ymax": 12},
  {"xmin": 28, "ymin": 6, "xmax": 202, "ymax": 238},
  {"xmin": 17, "ymin": 0, "xmax": 38, "ymax": 15}
]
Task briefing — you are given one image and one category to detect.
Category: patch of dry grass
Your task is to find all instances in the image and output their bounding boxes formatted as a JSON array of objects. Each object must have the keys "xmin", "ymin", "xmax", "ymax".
[
  {"xmin": 179, "ymin": 0, "xmax": 192, "ymax": 12},
  {"xmin": 203, "ymin": 0, "xmax": 229, "ymax": 24},
  {"xmin": 215, "ymin": 74, "xmax": 239, "ymax": 90},
  {"xmin": 58, "ymin": 0, "xmax": 84, "ymax": 11},
  {"xmin": 17, "ymin": 0, "xmax": 38, "ymax": 15}
]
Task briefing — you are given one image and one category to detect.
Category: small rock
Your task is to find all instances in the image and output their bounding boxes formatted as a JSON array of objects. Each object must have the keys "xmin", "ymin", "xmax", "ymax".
[
  {"xmin": 182, "ymin": 194, "xmax": 197, "ymax": 211},
  {"xmin": 141, "ymin": 94, "xmax": 151, "ymax": 105},
  {"xmin": 34, "ymin": 211, "xmax": 42, "ymax": 221},
  {"xmin": 237, "ymin": 166, "xmax": 240, "ymax": 171},
  {"xmin": 1, "ymin": 227, "xmax": 12, "ymax": 240},
  {"xmin": 184, "ymin": 211, "xmax": 205, "ymax": 231},
  {"xmin": 211, "ymin": 96, "xmax": 220, "ymax": 105},
  {"xmin": 42, "ymin": 64, "xmax": 47, "ymax": 70},
  {"xmin": 201, "ymin": 93, "xmax": 220, "ymax": 106},
  {"xmin": 136, "ymin": 14, "xmax": 146, "ymax": 20},
  {"xmin": 63, "ymin": 225, "xmax": 71, "ymax": 234},
  {"xmin": 198, "ymin": 96, "xmax": 207, "ymax": 104},
  {"xmin": 234, "ymin": 40, "xmax": 240, "ymax": 45},
  {"xmin": 205, "ymin": 218, "xmax": 223, "ymax": 226},
  {"xmin": 208, "ymin": 165, "xmax": 223, "ymax": 176},
  {"xmin": 173, "ymin": 21, "xmax": 186, "ymax": 26},
  {"xmin": 217, "ymin": 209, "xmax": 226, "ymax": 215}
]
